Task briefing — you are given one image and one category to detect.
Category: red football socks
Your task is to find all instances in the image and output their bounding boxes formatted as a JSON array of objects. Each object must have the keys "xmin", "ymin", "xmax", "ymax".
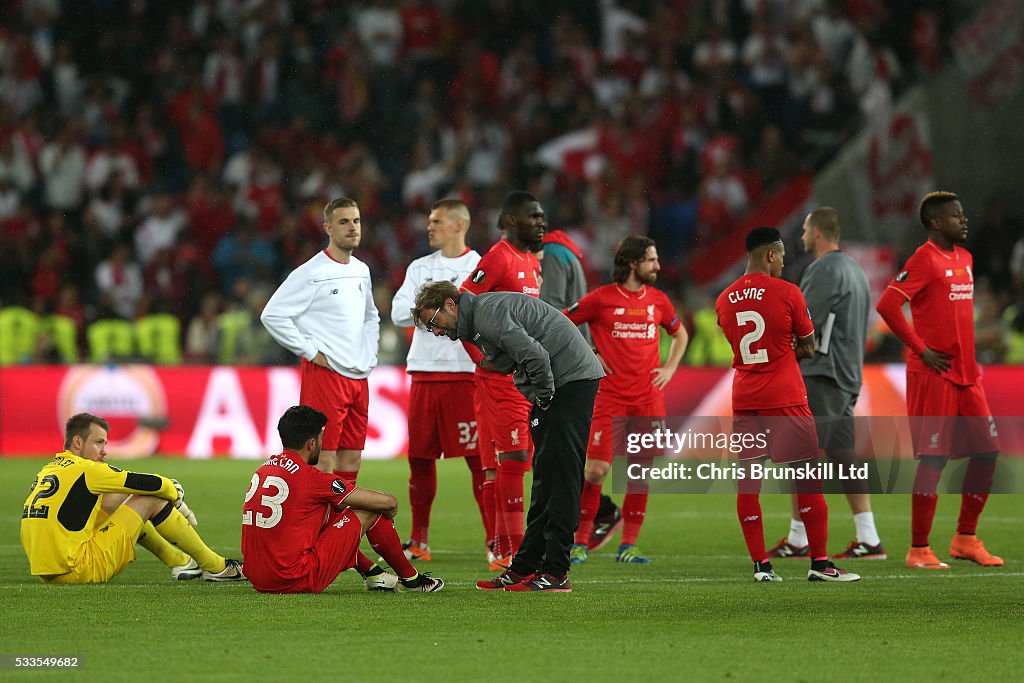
[
  {"xmin": 366, "ymin": 516, "xmax": 417, "ymax": 580},
  {"xmin": 958, "ymin": 455, "xmax": 996, "ymax": 534},
  {"xmin": 335, "ymin": 470, "xmax": 358, "ymax": 487},
  {"xmin": 465, "ymin": 456, "xmax": 488, "ymax": 543},
  {"xmin": 408, "ymin": 458, "xmax": 437, "ymax": 546},
  {"xmin": 911, "ymin": 462, "xmax": 943, "ymax": 546},
  {"xmin": 354, "ymin": 550, "xmax": 376, "ymax": 575},
  {"xmin": 481, "ymin": 476, "xmax": 497, "ymax": 550},
  {"xmin": 575, "ymin": 480, "xmax": 602, "ymax": 543},
  {"xmin": 495, "ymin": 459, "xmax": 528, "ymax": 557},
  {"xmin": 621, "ymin": 493, "xmax": 648, "ymax": 546},
  {"xmin": 796, "ymin": 493, "xmax": 828, "ymax": 559},
  {"xmin": 737, "ymin": 494, "xmax": 767, "ymax": 563}
]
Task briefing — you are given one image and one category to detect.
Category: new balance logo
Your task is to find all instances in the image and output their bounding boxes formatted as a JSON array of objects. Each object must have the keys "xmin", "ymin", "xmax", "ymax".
[
  {"xmin": 518, "ymin": 272, "xmax": 526, "ymax": 279},
  {"xmin": 945, "ymin": 270, "xmax": 953, "ymax": 277},
  {"xmin": 851, "ymin": 546, "xmax": 869, "ymax": 557},
  {"xmin": 743, "ymin": 515, "xmax": 760, "ymax": 522},
  {"xmin": 614, "ymin": 308, "xmax": 625, "ymax": 315},
  {"xmin": 531, "ymin": 418, "xmax": 539, "ymax": 427},
  {"xmin": 331, "ymin": 289, "xmax": 339, "ymax": 295},
  {"xmin": 533, "ymin": 576, "xmax": 552, "ymax": 587}
]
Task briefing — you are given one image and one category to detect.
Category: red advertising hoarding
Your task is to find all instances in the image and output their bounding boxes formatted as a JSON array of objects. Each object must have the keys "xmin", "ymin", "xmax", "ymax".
[{"xmin": 2, "ymin": 365, "xmax": 1022, "ymax": 458}]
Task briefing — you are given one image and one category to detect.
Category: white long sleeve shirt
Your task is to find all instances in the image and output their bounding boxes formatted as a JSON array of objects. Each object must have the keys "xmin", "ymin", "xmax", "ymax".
[
  {"xmin": 261, "ymin": 250, "xmax": 380, "ymax": 379},
  {"xmin": 391, "ymin": 248, "xmax": 480, "ymax": 374}
]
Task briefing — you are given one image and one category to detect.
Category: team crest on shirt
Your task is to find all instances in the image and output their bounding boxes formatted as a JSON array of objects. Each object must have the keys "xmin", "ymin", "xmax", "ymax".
[
  {"xmin": 331, "ymin": 479, "xmax": 347, "ymax": 495},
  {"xmin": 472, "ymin": 270, "xmax": 486, "ymax": 284},
  {"xmin": 896, "ymin": 270, "xmax": 909, "ymax": 283},
  {"xmin": 647, "ymin": 305, "xmax": 656, "ymax": 321}
]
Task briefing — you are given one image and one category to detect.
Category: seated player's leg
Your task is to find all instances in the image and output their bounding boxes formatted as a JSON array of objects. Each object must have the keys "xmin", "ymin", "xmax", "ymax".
[
  {"xmin": 360, "ymin": 509, "xmax": 443, "ymax": 592},
  {"xmin": 44, "ymin": 504, "xmax": 146, "ymax": 584},
  {"xmin": 137, "ymin": 495, "xmax": 244, "ymax": 581},
  {"xmin": 304, "ymin": 508, "xmax": 367, "ymax": 593}
]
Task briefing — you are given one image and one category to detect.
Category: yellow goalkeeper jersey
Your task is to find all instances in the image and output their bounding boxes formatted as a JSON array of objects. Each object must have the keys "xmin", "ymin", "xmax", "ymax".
[{"xmin": 20, "ymin": 451, "xmax": 178, "ymax": 576}]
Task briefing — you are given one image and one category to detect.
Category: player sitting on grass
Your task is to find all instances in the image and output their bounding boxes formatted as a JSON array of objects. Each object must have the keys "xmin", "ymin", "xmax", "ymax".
[
  {"xmin": 241, "ymin": 405, "xmax": 443, "ymax": 594},
  {"xmin": 21, "ymin": 412, "xmax": 245, "ymax": 584}
]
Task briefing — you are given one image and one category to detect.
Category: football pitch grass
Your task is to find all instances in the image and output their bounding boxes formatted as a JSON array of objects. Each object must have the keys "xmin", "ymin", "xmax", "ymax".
[{"xmin": 3, "ymin": 456, "xmax": 1023, "ymax": 682}]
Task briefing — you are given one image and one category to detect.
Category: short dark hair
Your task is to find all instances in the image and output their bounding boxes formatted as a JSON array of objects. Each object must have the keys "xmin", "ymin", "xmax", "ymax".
[
  {"xmin": 919, "ymin": 191, "xmax": 958, "ymax": 230},
  {"xmin": 745, "ymin": 226, "xmax": 782, "ymax": 253},
  {"xmin": 412, "ymin": 280, "xmax": 459, "ymax": 328},
  {"xmin": 498, "ymin": 191, "xmax": 537, "ymax": 228},
  {"xmin": 64, "ymin": 413, "xmax": 109, "ymax": 450},
  {"xmin": 431, "ymin": 197, "xmax": 470, "ymax": 225},
  {"xmin": 612, "ymin": 235, "xmax": 656, "ymax": 283},
  {"xmin": 807, "ymin": 207, "xmax": 841, "ymax": 242},
  {"xmin": 323, "ymin": 197, "xmax": 358, "ymax": 222},
  {"xmin": 278, "ymin": 405, "xmax": 328, "ymax": 450}
]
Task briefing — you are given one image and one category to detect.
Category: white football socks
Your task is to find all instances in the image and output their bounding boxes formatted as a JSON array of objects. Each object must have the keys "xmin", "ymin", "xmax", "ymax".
[
  {"xmin": 854, "ymin": 511, "xmax": 881, "ymax": 546},
  {"xmin": 787, "ymin": 519, "xmax": 808, "ymax": 547}
]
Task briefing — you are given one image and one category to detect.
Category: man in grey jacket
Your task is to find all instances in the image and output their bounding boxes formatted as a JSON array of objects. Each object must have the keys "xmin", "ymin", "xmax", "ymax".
[
  {"xmin": 412, "ymin": 281, "xmax": 604, "ymax": 592},
  {"xmin": 768, "ymin": 207, "xmax": 883, "ymax": 560}
]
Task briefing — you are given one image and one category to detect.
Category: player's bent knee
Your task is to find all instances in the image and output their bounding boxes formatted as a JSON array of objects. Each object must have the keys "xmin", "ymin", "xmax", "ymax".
[
  {"xmin": 353, "ymin": 509, "xmax": 379, "ymax": 531},
  {"xmin": 126, "ymin": 495, "xmax": 173, "ymax": 521}
]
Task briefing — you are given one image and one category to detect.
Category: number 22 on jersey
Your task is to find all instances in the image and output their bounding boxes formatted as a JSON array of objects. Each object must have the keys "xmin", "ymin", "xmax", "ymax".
[{"xmin": 243, "ymin": 473, "xmax": 290, "ymax": 529}]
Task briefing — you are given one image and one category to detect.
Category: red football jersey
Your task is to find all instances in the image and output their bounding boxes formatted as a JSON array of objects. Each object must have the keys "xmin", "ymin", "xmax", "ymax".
[
  {"xmin": 460, "ymin": 239, "xmax": 541, "ymax": 378},
  {"xmin": 886, "ymin": 241, "xmax": 978, "ymax": 386},
  {"xmin": 716, "ymin": 272, "xmax": 814, "ymax": 410},
  {"xmin": 241, "ymin": 451, "xmax": 353, "ymax": 589},
  {"xmin": 565, "ymin": 283, "xmax": 681, "ymax": 402}
]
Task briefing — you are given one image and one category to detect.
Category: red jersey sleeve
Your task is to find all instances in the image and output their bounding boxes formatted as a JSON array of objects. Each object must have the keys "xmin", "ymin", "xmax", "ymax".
[
  {"xmin": 790, "ymin": 286, "xmax": 814, "ymax": 338},
  {"xmin": 563, "ymin": 290, "xmax": 600, "ymax": 325},
  {"xmin": 460, "ymin": 249, "xmax": 508, "ymax": 294},
  {"xmin": 308, "ymin": 469, "xmax": 354, "ymax": 508},
  {"xmin": 658, "ymin": 293, "xmax": 682, "ymax": 335},
  {"xmin": 885, "ymin": 249, "xmax": 929, "ymax": 302}
]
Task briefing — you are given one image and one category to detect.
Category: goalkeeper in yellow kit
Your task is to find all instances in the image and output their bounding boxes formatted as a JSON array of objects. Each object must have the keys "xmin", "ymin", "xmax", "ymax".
[{"xmin": 20, "ymin": 412, "xmax": 245, "ymax": 584}]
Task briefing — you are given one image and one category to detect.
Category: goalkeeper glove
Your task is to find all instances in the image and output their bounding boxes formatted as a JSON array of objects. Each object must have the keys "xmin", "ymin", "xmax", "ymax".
[{"xmin": 177, "ymin": 500, "xmax": 199, "ymax": 527}]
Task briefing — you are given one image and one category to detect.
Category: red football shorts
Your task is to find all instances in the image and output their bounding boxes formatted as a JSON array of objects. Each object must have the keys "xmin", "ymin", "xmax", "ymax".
[
  {"xmin": 251, "ymin": 508, "xmax": 362, "ymax": 594},
  {"xmin": 300, "ymin": 359, "xmax": 369, "ymax": 451},
  {"xmin": 588, "ymin": 392, "xmax": 666, "ymax": 463},
  {"xmin": 474, "ymin": 372, "xmax": 532, "ymax": 470},
  {"xmin": 906, "ymin": 371, "xmax": 1000, "ymax": 457},
  {"xmin": 733, "ymin": 404, "xmax": 819, "ymax": 464},
  {"xmin": 408, "ymin": 377, "xmax": 478, "ymax": 459}
]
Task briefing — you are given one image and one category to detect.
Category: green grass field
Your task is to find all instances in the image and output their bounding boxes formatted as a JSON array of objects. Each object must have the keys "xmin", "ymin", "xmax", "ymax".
[{"xmin": 3, "ymin": 456, "xmax": 1023, "ymax": 682}]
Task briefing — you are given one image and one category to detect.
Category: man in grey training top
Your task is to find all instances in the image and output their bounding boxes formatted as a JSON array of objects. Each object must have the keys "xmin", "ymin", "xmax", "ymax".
[
  {"xmin": 769, "ymin": 207, "xmax": 884, "ymax": 560},
  {"xmin": 412, "ymin": 281, "xmax": 604, "ymax": 592}
]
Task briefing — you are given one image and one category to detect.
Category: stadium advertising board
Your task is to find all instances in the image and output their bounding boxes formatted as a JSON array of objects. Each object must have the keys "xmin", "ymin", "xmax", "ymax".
[{"xmin": 1, "ymin": 365, "xmax": 1023, "ymax": 458}]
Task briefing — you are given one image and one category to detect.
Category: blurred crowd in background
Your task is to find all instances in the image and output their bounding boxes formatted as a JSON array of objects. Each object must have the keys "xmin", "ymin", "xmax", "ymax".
[{"xmin": 1, "ymin": 0, "xmax": 1022, "ymax": 367}]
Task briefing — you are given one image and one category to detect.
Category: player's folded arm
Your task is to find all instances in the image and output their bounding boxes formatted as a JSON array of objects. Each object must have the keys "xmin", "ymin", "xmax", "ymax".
[
  {"xmin": 83, "ymin": 462, "xmax": 178, "ymax": 500},
  {"xmin": 336, "ymin": 487, "xmax": 398, "ymax": 517}
]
